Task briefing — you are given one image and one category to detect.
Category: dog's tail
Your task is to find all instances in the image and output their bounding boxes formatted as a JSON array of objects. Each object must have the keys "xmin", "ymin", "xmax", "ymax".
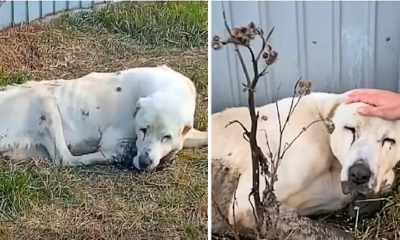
[{"xmin": 183, "ymin": 128, "xmax": 208, "ymax": 148}]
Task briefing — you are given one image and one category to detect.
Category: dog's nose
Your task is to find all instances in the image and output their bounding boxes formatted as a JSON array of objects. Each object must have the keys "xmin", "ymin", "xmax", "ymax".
[
  {"xmin": 349, "ymin": 163, "xmax": 371, "ymax": 185},
  {"xmin": 138, "ymin": 154, "xmax": 152, "ymax": 170}
]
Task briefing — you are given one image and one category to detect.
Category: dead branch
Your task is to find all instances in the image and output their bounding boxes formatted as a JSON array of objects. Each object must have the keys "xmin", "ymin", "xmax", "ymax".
[
  {"xmin": 213, "ymin": 9, "xmax": 280, "ymax": 235},
  {"xmin": 212, "ymin": 10, "xmax": 354, "ymax": 240},
  {"xmin": 232, "ymin": 174, "xmax": 241, "ymax": 231}
]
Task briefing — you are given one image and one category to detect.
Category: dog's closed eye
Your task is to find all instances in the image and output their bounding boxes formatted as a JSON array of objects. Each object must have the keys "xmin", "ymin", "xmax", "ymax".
[
  {"xmin": 344, "ymin": 126, "xmax": 356, "ymax": 145},
  {"xmin": 382, "ymin": 138, "xmax": 396, "ymax": 146},
  {"xmin": 162, "ymin": 135, "xmax": 172, "ymax": 142}
]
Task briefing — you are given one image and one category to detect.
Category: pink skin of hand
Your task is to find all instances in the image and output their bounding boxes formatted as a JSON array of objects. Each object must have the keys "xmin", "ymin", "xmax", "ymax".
[{"xmin": 345, "ymin": 89, "xmax": 400, "ymax": 121}]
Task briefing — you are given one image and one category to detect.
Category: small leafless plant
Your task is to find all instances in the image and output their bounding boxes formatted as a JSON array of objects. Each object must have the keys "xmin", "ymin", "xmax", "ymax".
[{"xmin": 211, "ymin": 12, "xmax": 353, "ymax": 240}]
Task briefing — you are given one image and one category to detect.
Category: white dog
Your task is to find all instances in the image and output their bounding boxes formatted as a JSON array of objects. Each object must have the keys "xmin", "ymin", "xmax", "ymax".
[
  {"xmin": 211, "ymin": 90, "xmax": 400, "ymax": 233},
  {"xmin": 0, "ymin": 65, "xmax": 208, "ymax": 171}
]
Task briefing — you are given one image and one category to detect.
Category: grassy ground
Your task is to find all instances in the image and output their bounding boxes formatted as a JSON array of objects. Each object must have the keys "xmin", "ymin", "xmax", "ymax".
[
  {"xmin": 0, "ymin": 1, "xmax": 208, "ymax": 239},
  {"xmin": 314, "ymin": 165, "xmax": 400, "ymax": 240}
]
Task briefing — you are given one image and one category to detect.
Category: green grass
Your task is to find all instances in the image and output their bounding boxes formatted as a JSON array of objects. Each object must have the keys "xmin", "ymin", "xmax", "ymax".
[
  {"xmin": 0, "ymin": 69, "xmax": 32, "ymax": 86},
  {"xmin": 0, "ymin": 165, "xmax": 79, "ymax": 219},
  {"xmin": 55, "ymin": 1, "xmax": 208, "ymax": 48}
]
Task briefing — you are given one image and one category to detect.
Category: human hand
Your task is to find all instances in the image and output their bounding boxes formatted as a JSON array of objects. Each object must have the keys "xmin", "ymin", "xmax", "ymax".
[{"xmin": 345, "ymin": 89, "xmax": 400, "ymax": 120}]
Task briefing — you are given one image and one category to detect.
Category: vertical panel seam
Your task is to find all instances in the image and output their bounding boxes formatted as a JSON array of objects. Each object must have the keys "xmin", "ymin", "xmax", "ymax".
[
  {"xmin": 39, "ymin": 0, "xmax": 43, "ymax": 18},
  {"xmin": 368, "ymin": 1, "xmax": 377, "ymax": 89},
  {"xmin": 228, "ymin": 2, "xmax": 243, "ymax": 107},
  {"xmin": 302, "ymin": 1, "xmax": 308, "ymax": 80},
  {"xmin": 332, "ymin": 1, "xmax": 341, "ymax": 93},
  {"xmin": 221, "ymin": 1, "xmax": 236, "ymax": 108},
  {"xmin": 11, "ymin": 0, "xmax": 14, "ymax": 25},
  {"xmin": 25, "ymin": 0, "xmax": 29, "ymax": 22},
  {"xmin": 295, "ymin": 2, "xmax": 307, "ymax": 82},
  {"xmin": 259, "ymin": 0, "xmax": 275, "ymax": 104}
]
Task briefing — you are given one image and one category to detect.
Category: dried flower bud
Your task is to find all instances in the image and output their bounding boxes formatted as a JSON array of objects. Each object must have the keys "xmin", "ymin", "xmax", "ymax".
[
  {"xmin": 297, "ymin": 80, "xmax": 312, "ymax": 95},
  {"xmin": 262, "ymin": 44, "xmax": 278, "ymax": 65},
  {"xmin": 212, "ymin": 42, "xmax": 222, "ymax": 50},
  {"xmin": 262, "ymin": 51, "xmax": 269, "ymax": 59},
  {"xmin": 248, "ymin": 22, "xmax": 256, "ymax": 30},
  {"xmin": 212, "ymin": 35, "xmax": 226, "ymax": 50},
  {"xmin": 228, "ymin": 24, "xmax": 259, "ymax": 46}
]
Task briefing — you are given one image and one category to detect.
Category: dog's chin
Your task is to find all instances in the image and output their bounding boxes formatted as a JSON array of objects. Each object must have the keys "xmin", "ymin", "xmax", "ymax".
[
  {"xmin": 342, "ymin": 181, "xmax": 382, "ymax": 219},
  {"xmin": 119, "ymin": 150, "xmax": 177, "ymax": 172},
  {"xmin": 155, "ymin": 150, "xmax": 177, "ymax": 171},
  {"xmin": 341, "ymin": 181, "xmax": 371, "ymax": 195}
]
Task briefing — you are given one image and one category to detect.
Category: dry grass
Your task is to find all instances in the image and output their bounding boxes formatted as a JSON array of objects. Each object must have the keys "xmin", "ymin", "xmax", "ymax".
[
  {"xmin": 0, "ymin": 2, "xmax": 207, "ymax": 239},
  {"xmin": 312, "ymin": 165, "xmax": 400, "ymax": 239}
]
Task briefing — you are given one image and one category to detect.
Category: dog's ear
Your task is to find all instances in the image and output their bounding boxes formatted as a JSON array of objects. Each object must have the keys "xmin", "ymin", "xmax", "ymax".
[{"xmin": 182, "ymin": 125, "xmax": 192, "ymax": 136}]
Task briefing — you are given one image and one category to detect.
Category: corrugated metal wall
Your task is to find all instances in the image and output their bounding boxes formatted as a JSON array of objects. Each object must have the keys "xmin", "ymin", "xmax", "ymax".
[
  {"xmin": 0, "ymin": 0, "xmax": 107, "ymax": 29},
  {"xmin": 211, "ymin": 1, "xmax": 400, "ymax": 114}
]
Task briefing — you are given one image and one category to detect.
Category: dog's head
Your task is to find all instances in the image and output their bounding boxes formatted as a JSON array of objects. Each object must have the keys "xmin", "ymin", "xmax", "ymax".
[
  {"xmin": 327, "ymin": 98, "xmax": 400, "ymax": 197},
  {"xmin": 132, "ymin": 92, "xmax": 194, "ymax": 171}
]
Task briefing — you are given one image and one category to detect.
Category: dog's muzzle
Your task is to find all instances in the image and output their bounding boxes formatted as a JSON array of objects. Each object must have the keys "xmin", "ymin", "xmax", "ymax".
[
  {"xmin": 349, "ymin": 162, "xmax": 371, "ymax": 185},
  {"xmin": 342, "ymin": 161, "xmax": 372, "ymax": 195},
  {"xmin": 138, "ymin": 152, "xmax": 153, "ymax": 170}
]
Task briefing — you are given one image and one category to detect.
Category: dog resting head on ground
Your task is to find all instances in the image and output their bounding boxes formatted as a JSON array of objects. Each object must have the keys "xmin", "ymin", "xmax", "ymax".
[
  {"xmin": 131, "ymin": 65, "xmax": 197, "ymax": 171},
  {"xmin": 327, "ymin": 95, "xmax": 400, "ymax": 198},
  {"xmin": 323, "ymin": 92, "xmax": 400, "ymax": 217}
]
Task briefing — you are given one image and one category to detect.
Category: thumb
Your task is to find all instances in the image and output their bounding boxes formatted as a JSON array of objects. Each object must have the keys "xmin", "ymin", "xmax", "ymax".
[{"xmin": 357, "ymin": 106, "xmax": 383, "ymax": 117}]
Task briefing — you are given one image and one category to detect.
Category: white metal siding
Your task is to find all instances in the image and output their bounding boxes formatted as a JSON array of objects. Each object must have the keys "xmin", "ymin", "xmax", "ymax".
[
  {"xmin": 0, "ymin": 0, "xmax": 107, "ymax": 29},
  {"xmin": 211, "ymin": 1, "xmax": 400, "ymax": 113}
]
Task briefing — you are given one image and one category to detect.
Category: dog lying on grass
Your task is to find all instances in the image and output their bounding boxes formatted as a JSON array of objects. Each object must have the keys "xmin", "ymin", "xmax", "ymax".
[{"xmin": 0, "ymin": 65, "xmax": 208, "ymax": 171}]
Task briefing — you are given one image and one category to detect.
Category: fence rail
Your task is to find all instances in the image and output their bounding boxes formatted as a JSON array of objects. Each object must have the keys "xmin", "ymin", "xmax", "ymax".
[{"xmin": 0, "ymin": 0, "xmax": 108, "ymax": 29}]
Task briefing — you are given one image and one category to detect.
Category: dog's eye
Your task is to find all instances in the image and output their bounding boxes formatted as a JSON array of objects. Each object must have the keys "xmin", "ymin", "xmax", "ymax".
[
  {"xmin": 140, "ymin": 128, "xmax": 147, "ymax": 135},
  {"xmin": 383, "ymin": 138, "xmax": 396, "ymax": 146},
  {"xmin": 344, "ymin": 126, "xmax": 356, "ymax": 145},
  {"xmin": 344, "ymin": 126, "xmax": 355, "ymax": 134},
  {"xmin": 162, "ymin": 135, "xmax": 172, "ymax": 142}
]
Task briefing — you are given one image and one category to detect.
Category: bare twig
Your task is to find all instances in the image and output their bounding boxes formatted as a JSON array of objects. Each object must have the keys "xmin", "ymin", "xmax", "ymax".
[
  {"xmin": 281, "ymin": 118, "xmax": 325, "ymax": 156},
  {"xmin": 225, "ymin": 120, "xmax": 250, "ymax": 135},
  {"xmin": 221, "ymin": 11, "xmax": 267, "ymax": 222},
  {"xmin": 232, "ymin": 174, "xmax": 241, "ymax": 231}
]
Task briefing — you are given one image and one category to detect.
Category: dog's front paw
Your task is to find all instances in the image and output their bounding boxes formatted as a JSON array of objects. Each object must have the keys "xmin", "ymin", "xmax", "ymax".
[
  {"xmin": 99, "ymin": 151, "xmax": 120, "ymax": 164},
  {"xmin": 112, "ymin": 140, "xmax": 138, "ymax": 172}
]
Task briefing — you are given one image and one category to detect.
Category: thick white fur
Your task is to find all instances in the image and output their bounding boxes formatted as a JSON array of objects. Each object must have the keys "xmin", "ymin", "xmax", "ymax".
[
  {"xmin": 211, "ymin": 91, "xmax": 400, "ymax": 232},
  {"xmin": 0, "ymin": 65, "xmax": 208, "ymax": 170}
]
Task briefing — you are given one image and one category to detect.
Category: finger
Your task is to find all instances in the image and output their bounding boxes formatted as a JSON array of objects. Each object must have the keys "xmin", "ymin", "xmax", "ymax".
[
  {"xmin": 345, "ymin": 93, "xmax": 378, "ymax": 106},
  {"xmin": 357, "ymin": 106, "xmax": 383, "ymax": 118},
  {"xmin": 348, "ymin": 89, "xmax": 380, "ymax": 97}
]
